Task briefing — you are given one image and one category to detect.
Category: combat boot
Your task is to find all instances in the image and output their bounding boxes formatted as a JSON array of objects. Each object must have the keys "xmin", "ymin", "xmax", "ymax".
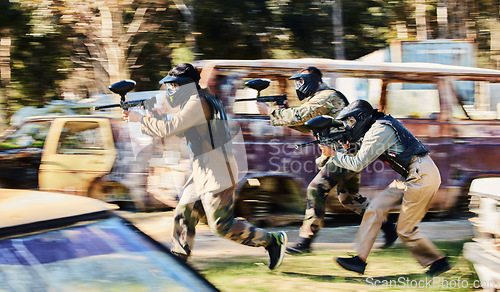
[
  {"xmin": 285, "ymin": 237, "xmax": 312, "ymax": 255},
  {"xmin": 336, "ymin": 255, "xmax": 367, "ymax": 274},
  {"xmin": 381, "ymin": 220, "xmax": 398, "ymax": 248},
  {"xmin": 427, "ymin": 257, "xmax": 451, "ymax": 277},
  {"xmin": 171, "ymin": 251, "xmax": 188, "ymax": 263}
]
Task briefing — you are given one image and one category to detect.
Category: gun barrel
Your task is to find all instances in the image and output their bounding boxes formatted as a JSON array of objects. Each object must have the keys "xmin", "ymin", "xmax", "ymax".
[
  {"xmin": 295, "ymin": 140, "xmax": 319, "ymax": 149},
  {"xmin": 94, "ymin": 103, "xmax": 120, "ymax": 110},
  {"xmin": 234, "ymin": 94, "xmax": 286, "ymax": 103},
  {"xmin": 234, "ymin": 98, "xmax": 258, "ymax": 102},
  {"xmin": 94, "ymin": 97, "xmax": 156, "ymax": 111}
]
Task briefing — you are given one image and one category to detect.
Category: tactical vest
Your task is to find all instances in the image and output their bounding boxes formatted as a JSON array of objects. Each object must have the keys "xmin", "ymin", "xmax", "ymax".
[
  {"xmin": 183, "ymin": 93, "xmax": 232, "ymax": 157},
  {"xmin": 375, "ymin": 115, "xmax": 429, "ymax": 177}
]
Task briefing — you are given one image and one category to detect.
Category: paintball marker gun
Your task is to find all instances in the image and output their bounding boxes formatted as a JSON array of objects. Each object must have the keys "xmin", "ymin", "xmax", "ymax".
[
  {"xmin": 295, "ymin": 116, "xmax": 410, "ymax": 177},
  {"xmin": 295, "ymin": 115, "xmax": 349, "ymax": 149},
  {"xmin": 234, "ymin": 78, "xmax": 287, "ymax": 106},
  {"xmin": 94, "ymin": 79, "xmax": 157, "ymax": 111}
]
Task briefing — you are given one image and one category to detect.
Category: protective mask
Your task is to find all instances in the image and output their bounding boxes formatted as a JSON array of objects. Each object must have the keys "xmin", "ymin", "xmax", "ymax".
[{"xmin": 289, "ymin": 73, "xmax": 321, "ymax": 101}]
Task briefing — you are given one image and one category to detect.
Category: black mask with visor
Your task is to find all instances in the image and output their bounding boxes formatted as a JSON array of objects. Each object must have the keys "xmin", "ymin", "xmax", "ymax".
[
  {"xmin": 336, "ymin": 99, "xmax": 374, "ymax": 143},
  {"xmin": 159, "ymin": 75, "xmax": 195, "ymax": 108},
  {"xmin": 289, "ymin": 72, "xmax": 322, "ymax": 101}
]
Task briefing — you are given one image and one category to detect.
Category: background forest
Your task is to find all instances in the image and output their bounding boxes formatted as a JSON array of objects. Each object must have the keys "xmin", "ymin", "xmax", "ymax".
[{"xmin": 1, "ymin": 0, "xmax": 500, "ymax": 125}]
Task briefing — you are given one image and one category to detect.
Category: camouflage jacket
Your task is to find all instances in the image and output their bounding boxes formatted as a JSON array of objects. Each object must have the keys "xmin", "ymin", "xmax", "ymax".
[{"xmin": 268, "ymin": 85, "xmax": 348, "ymax": 133}]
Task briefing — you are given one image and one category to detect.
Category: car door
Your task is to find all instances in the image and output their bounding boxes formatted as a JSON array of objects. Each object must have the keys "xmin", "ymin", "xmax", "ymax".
[
  {"xmin": 39, "ymin": 118, "xmax": 117, "ymax": 196},
  {"xmin": 0, "ymin": 119, "xmax": 52, "ymax": 189}
]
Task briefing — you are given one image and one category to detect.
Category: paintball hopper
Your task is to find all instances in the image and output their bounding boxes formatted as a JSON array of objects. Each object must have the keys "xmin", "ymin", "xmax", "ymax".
[
  {"xmin": 245, "ymin": 78, "xmax": 271, "ymax": 96},
  {"xmin": 109, "ymin": 80, "xmax": 136, "ymax": 102},
  {"xmin": 304, "ymin": 115, "xmax": 343, "ymax": 131}
]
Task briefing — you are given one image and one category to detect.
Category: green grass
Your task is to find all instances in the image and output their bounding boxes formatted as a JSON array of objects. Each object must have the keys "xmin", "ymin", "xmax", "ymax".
[{"xmin": 191, "ymin": 239, "xmax": 480, "ymax": 292}]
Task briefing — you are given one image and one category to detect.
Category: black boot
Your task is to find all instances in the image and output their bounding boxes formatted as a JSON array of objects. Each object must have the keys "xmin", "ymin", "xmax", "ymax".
[
  {"xmin": 171, "ymin": 251, "xmax": 188, "ymax": 263},
  {"xmin": 380, "ymin": 220, "xmax": 398, "ymax": 248},
  {"xmin": 285, "ymin": 237, "xmax": 312, "ymax": 255},
  {"xmin": 336, "ymin": 255, "xmax": 367, "ymax": 274},
  {"xmin": 427, "ymin": 257, "xmax": 451, "ymax": 277}
]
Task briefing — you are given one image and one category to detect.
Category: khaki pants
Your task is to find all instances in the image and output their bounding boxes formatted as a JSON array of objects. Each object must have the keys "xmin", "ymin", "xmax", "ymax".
[{"xmin": 355, "ymin": 154, "xmax": 444, "ymax": 267}]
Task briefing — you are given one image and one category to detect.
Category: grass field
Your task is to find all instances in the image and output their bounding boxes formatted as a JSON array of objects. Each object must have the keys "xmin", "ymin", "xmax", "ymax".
[{"xmin": 191, "ymin": 239, "xmax": 480, "ymax": 292}]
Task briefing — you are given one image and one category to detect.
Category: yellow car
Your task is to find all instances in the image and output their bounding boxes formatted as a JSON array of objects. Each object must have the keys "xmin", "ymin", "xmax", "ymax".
[{"xmin": 0, "ymin": 115, "xmax": 169, "ymax": 211}]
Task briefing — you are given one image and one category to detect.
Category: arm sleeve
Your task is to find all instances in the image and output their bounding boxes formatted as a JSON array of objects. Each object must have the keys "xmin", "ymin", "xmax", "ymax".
[
  {"xmin": 140, "ymin": 96, "xmax": 206, "ymax": 138},
  {"xmin": 269, "ymin": 90, "xmax": 345, "ymax": 127},
  {"xmin": 332, "ymin": 123, "xmax": 397, "ymax": 172}
]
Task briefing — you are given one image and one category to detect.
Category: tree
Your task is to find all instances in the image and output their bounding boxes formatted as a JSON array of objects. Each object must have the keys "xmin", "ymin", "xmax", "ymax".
[
  {"xmin": 16, "ymin": 0, "xmax": 185, "ymax": 97},
  {"xmin": 0, "ymin": 0, "xmax": 16, "ymax": 127},
  {"xmin": 414, "ymin": 0, "xmax": 428, "ymax": 40},
  {"xmin": 0, "ymin": 1, "xmax": 35, "ymax": 122},
  {"xmin": 194, "ymin": 0, "xmax": 278, "ymax": 59}
]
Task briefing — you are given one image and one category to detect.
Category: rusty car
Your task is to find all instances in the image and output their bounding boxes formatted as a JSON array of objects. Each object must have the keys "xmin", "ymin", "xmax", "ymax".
[{"xmin": 194, "ymin": 58, "xmax": 500, "ymax": 221}]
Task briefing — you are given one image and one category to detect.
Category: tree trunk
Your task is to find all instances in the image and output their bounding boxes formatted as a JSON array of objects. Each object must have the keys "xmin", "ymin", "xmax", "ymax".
[
  {"xmin": 437, "ymin": 0, "xmax": 449, "ymax": 39},
  {"xmin": 396, "ymin": 21, "xmax": 409, "ymax": 39},
  {"xmin": 331, "ymin": 0, "xmax": 345, "ymax": 60},
  {"xmin": 447, "ymin": 0, "xmax": 467, "ymax": 39},
  {"xmin": 415, "ymin": 0, "xmax": 428, "ymax": 41},
  {"xmin": 99, "ymin": 2, "xmax": 128, "ymax": 85},
  {"xmin": 0, "ymin": 31, "xmax": 11, "ymax": 129},
  {"xmin": 490, "ymin": 18, "xmax": 500, "ymax": 70},
  {"xmin": 173, "ymin": 0, "xmax": 197, "ymax": 59}
]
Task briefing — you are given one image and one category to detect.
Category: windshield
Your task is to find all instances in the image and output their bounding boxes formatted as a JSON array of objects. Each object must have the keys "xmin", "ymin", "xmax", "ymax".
[
  {"xmin": 0, "ymin": 217, "xmax": 215, "ymax": 291},
  {"xmin": 0, "ymin": 121, "xmax": 52, "ymax": 149}
]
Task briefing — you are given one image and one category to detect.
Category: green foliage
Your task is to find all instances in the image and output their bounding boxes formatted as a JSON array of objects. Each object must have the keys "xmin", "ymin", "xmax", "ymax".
[
  {"xmin": 194, "ymin": 0, "xmax": 277, "ymax": 59},
  {"xmin": 3, "ymin": 0, "xmax": 500, "ymax": 113},
  {"xmin": 342, "ymin": 0, "xmax": 395, "ymax": 59},
  {"xmin": 280, "ymin": 1, "xmax": 333, "ymax": 58},
  {"xmin": 11, "ymin": 34, "xmax": 72, "ymax": 107},
  {"xmin": 171, "ymin": 46, "xmax": 195, "ymax": 65}
]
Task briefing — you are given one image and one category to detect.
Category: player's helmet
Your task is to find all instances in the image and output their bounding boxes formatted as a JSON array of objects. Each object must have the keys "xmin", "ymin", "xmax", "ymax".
[
  {"xmin": 289, "ymin": 66, "xmax": 322, "ymax": 101},
  {"xmin": 336, "ymin": 99, "xmax": 374, "ymax": 142},
  {"xmin": 159, "ymin": 63, "xmax": 200, "ymax": 107}
]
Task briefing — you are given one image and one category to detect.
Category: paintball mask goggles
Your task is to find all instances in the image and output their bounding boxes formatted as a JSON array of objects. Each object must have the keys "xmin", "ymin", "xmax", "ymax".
[
  {"xmin": 159, "ymin": 75, "xmax": 194, "ymax": 107},
  {"xmin": 342, "ymin": 116, "xmax": 357, "ymax": 131},
  {"xmin": 336, "ymin": 99, "xmax": 374, "ymax": 142},
  {"xmin": 289, "ymin": 72, "xmax": 322, "ymax": 101}
]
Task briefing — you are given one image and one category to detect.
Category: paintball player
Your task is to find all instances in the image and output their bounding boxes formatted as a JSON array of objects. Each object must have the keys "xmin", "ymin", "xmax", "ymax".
[
  {"xmin": 122, "ymin": 63, "xmax": 287, "ymax": 270},
  {"xmin": 328, "ymin": 99, "xmax": 451, "ymax": 276},
  {"xmin": 257, "ymin": 66, "xmax": 397, "ymax": 255}
]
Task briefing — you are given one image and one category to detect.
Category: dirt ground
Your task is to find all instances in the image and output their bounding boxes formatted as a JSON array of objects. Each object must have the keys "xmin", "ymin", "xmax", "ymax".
[{"xmin": 123, "ymin": 211, "xmax": 474, "ymax": 259}]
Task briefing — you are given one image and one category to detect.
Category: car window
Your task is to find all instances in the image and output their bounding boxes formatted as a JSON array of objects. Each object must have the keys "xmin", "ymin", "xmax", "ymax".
[
  {"xmin": 0, "ymin": 216, "xmax": 216, "ymax": 291},
  {"xmin": 0, "ymin": 121, "xmax": 51, "ymax": 149},
  {"xmin": 386, "ymin": 82, "xmax": 440, "ymax": 119},
  {"xmin": 57, "ymin": 121, "xmax": 105, "ymax": 154},
  {"xmin": 332, "ymin": 77, "xmax": 382, "ymax": 108},
  {"xmin": 457, "ymin": 80, "xmax": 500, "ymax": 120}
]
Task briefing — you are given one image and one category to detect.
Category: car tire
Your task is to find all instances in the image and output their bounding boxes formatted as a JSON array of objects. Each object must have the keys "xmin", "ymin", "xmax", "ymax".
[{"xmin": 88, "ymin": 179, "xmax": 137, "ymax": 211}]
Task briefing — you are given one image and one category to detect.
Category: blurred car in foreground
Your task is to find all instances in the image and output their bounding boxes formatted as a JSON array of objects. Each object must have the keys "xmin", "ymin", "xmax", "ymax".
[
  {"xmin": 464, "ymin": 177, "xmax": 500, "ymax": 291},
  {"xmin": 0, "ymin": 188, "xmax": 218, "ymax": 291}
]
